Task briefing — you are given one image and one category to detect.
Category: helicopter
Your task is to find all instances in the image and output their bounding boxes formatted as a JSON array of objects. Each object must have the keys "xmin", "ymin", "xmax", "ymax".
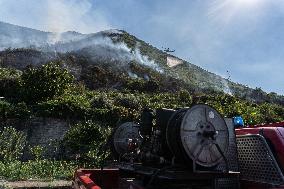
[{"xmin": 163, "ymin": 47, "xmax": 175, "ymax": 53}]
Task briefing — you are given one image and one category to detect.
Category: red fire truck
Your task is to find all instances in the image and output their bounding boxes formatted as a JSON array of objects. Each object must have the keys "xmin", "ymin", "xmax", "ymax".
[{"xmin": 72, "ymin": 105, "xmax": 284, "ymax": 189}]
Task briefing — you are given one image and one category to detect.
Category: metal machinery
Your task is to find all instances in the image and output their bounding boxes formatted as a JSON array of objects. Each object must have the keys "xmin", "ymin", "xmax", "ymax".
[
  {"xmin": 72, "ymin": 104, "xmax": 284, "ymax": 189},
  {"xmin": 109, "ymin": 104, "xmax": 240, "ymax": 188},
  {"xmin": 235, "ymin": 122, "xmax": 284, "ymax": 189}
]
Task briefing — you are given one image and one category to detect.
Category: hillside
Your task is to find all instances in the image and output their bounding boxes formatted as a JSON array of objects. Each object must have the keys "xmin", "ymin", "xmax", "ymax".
[
  {"xmin": 0, "ymin": 21, "xmax": 283, "ymax": 104},
  {"xmin": 0, "ymin": 21, "xmax": 87, "ymax": 50}
]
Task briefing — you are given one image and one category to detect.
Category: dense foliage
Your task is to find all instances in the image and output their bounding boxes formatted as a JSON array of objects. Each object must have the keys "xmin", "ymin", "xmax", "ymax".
[
  {"xmin": 21, "ymin": 62, "xmax": 74, "ymax": 103},
  {"xmin": 0, "ymin": 68, "xmax": 22, "ymax": 100},
  {"xmin": 0, "ymin": 127, "xmax": 76, "ymax": 181},
  {"xmin": 1, "ymin": 59, "xmax": 284, "ymax": 181},
  {"xmin": 0, "ymin": 124, "xmax": 101, "ymax": 181},
  {"xmin": 0, "ymin": 127, "xmax": 26, "ymax": 161},
  {"xmin": 62, "ymin": 121, "xmax": 111, "ymax": 166},
  {"xmin": 0, "ymin": 160, "xmax": 76, "ymax": 181},
  {"xmin": 1, "ymin": 62, "xmax": 284, "ymax": 130}
]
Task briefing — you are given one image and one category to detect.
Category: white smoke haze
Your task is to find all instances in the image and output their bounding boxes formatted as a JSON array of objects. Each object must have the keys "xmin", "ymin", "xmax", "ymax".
[
  {"xmin": 46, "ymin": 31, "xmax": 164, "ymax": 74},
  {"xmin": 45, "ymin": 0, "xmax": 112, "ymax": 43},
  {"xmin": 221, "ymin": 79, "xmax": 232, "ymax": 95},
  {"xmin": 80, "ymin": 37, "xmax": 164, "ymax": 74},
  {"xmin": 86, "ymin": 35, "xmax": 164, "ymax": 74},
  {"xmin": 46, "ymin": 0, "xmax": 91, "ymax": 33},
  {"xmin": 0, "ymin": 0, "xmax": 112, "ymax": 35},
  {"xmin": 132, "ymin": 47, "xmax": 164, "ymax": 73},
  {"xmin": 103, "ymin": 29, "xmax": 123, "ymax": 35},
  {"xmin": 0, "ymin": 0, "xmax": 114, "ymax": 49},
  {"xmin": 128, "ymin": 71, "xmax": 138, "ymax": 78},
  {"xmin": 50, "ymin": 32, "xmax": 130, "ymax": 53}
]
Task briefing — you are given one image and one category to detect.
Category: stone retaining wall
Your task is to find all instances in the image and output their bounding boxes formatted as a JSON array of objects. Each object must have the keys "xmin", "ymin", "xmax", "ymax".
[{"xmin": 2, "ymin": 117, "xmax": 73, "ymax": 159}]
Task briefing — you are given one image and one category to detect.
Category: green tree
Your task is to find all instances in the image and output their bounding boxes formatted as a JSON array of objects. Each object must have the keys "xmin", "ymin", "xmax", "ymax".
[
  {"xmin": 0, "ymin": 68, "xmax": 22, "ymax": 100},
  {"xmin": 21, "ymin": 62, "xmax": 74, "ymax": 103}
]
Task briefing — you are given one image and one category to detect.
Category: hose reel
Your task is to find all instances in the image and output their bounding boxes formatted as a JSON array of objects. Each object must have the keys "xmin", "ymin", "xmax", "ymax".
[
  {"xmin": 167, "ymin": 104, "xmax": 229, "ymax": 167},
  {"xmin": 112, "ymin": 122, "xmax": 142, "ymax": 156},
  {"xmin": 112, "ymin": 104, "xmax": 230, "ymax": 169}
]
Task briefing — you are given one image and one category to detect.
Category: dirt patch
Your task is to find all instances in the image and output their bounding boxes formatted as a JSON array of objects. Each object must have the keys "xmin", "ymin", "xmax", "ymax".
[{"xmin": 0, "ymin": 180, "xmax": 71, "ymax": 189}]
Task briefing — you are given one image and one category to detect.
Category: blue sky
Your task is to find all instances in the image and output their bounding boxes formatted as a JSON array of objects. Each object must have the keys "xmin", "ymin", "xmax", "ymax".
[{"xmin": 0, "ymin": 0, "xmax": 284, "ymax": 94}]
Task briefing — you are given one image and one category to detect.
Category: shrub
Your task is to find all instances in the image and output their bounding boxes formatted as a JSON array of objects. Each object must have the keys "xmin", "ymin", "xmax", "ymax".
[
  {"xmin": 21, "ymin": 62, "xmax": 74, "ymax": 103},
  {"xmin": 8, "ymin": 102, "xmax": 31, "ymax": 119},
  {"xmin": 62, "ymin": 120, "xmax": 111, "ymax": 166},
  {"xmin": 0, "ymin": 160, "xmax": 76, "ymax": 181},
  {"xmin": 0, "ymin": 100, "xmax": 11, "ymax": 121},
  {"xmin": 36, "ymin": 93, "xmax": 91, "ymax": 119},
  {"xmin": 0, "ymin": 127, "xmax": 26, "ymax": 161},
  {"xmin": 0, "ymin": 101, "xmax": 31, "ymax": 120},
  {"xmin": 0, "ymin": 68, "xmax": 22, "ymax": 101},
  {"xmin": 29, "ymin": 145, "xmax": 44, "ymax": 161}
]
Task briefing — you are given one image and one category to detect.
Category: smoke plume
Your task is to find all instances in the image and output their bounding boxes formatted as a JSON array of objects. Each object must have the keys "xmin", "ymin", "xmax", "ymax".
[{"xmin": 45, "ymin": 0, "xmax": 111, "ymax": 42}]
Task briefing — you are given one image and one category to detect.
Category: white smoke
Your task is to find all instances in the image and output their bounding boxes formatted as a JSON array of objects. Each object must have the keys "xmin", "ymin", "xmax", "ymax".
[
  {"xmin": 222, "ymin": 79, "xmax": 232, "ymax": 95},
  {"xmin": 132, "ymin": 47, "xmax": 164, "ymax": 73},
  {"xmin": 46, "ymin": 17, "xmax": 164, "ymax": 73},
  {"xmin": 45, "ymin": 0, "xmax": 112, "ymax": 42},
  {"xmin": 128, "ymin": 71, "xmax": 138, "ymax": 78},
  {"xmin": 51, "ymin": 33, "xmax": 165, "ymax": 74},
  {"xmin": 77, "ymin": 36, "xmax": 164, "ymax": 73}
]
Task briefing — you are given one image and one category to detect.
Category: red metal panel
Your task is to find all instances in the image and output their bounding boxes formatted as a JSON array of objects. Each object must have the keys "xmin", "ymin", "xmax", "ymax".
[
  {"xmin": 74, "ymin": 169, "xmax": 120, "ymax": 189},
  {"xmin": 236, "ymin": 125, "xmax": 284, "ymax": 189},
  {"xmin": 236, "ymin": 127, "xmax": 284, "ymax": 169},
  {"xmin": 248, "ymin": 121, "xmax": 284, "ymax": 128},
  {"xmin": 73, "ymin": 169, "xmax": 147, "ymax": 189}
]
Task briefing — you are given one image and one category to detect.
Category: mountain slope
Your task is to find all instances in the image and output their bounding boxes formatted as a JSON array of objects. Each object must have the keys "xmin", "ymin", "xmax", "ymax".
[
  {"xmin": 0, "ymin": 21, "xmax": 87, "ymax": 50},
  {"xmin": 0, "ymin": 21, "xmax": 283, "ymax": 104}
]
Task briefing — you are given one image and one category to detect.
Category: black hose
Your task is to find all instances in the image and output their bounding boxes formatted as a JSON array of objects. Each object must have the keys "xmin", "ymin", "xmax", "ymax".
[{"xmin": 145, "ymin": 165, "xmax": 175, "ymax": 189}]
